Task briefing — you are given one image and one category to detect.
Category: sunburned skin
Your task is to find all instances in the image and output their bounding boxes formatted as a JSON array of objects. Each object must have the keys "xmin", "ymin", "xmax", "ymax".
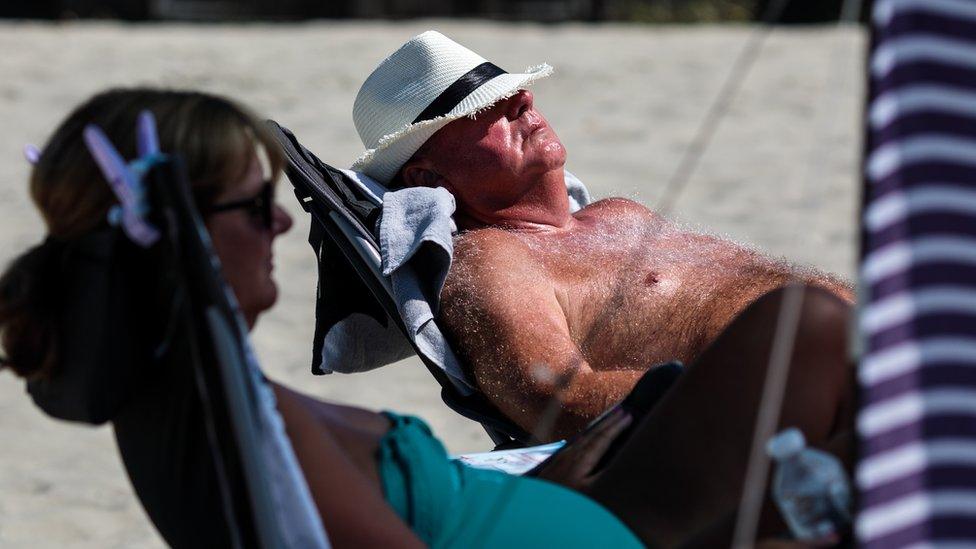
[
  {"xmin": 440, "ymin": 197, "xmax": 852, "ymax": 439},
  {"xmin": 401, "ymin": 88, "xmax": 853, "ymax": 439},
  {"xmin": 533, "ymin": 200, "xmax": 787, "ymax": 369}
]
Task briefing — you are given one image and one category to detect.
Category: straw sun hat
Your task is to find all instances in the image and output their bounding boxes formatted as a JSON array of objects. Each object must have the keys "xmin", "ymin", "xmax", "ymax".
[{"xmin": 351, "ymin": 30, "xmax": 553, "ymax": 184}]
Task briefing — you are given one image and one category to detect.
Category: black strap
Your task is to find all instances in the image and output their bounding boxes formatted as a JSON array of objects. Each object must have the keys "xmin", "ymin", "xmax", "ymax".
[{"xmin": 412, "ymin": 62, "xmax": 506, "ymax": 124}]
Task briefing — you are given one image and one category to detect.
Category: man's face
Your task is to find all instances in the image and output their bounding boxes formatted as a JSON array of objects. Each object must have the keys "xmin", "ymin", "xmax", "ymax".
[{"xmin": 419, "ymin": 90, "xmax": 566, "ymax": 211}]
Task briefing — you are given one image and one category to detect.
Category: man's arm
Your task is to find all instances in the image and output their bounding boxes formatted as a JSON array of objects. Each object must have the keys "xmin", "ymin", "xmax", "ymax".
[{"xmin": 441, "ymin": 230, "xmax": 643, "ymax": 440}]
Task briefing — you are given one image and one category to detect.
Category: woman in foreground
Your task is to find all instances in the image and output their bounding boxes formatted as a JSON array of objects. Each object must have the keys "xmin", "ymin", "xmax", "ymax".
[{"xmin": 0, "ymin": 88, "xmax": 847, "ymax": 548}]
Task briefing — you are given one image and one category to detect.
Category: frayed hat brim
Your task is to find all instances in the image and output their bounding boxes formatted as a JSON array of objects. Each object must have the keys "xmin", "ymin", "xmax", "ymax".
[{"xmin": 352, "ymin": 64, "xmax": 553, "ymax": 184}]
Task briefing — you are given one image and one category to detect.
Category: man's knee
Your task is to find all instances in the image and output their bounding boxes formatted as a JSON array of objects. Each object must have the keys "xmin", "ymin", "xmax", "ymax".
[
  {"xmin": 771, "ymin": 286, "xmax": 855, "ymax": 435},
  {"xmin": 796, "ymin": 285, "xmax": 850, "ymax": 350},
  {"xmin": 754, "ymin": 283, "xmax": 849, "ymax": 321},
  {"xmin": 747, "ymin": 284, "xmax": 850, "ymax": 352},
  {"xmin": 752, "ymin": 284, "xmax": 852, "ymax": 393}
]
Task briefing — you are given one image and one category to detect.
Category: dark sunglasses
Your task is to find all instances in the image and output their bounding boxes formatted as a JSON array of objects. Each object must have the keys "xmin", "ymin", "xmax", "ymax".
[{"xmin": 205, "ymin": 180, "xmax": 275, "ymax": 230}]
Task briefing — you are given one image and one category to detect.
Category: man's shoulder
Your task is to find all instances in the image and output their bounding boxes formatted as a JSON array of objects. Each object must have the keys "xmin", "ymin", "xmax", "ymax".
[
  {"xmin": 580, "ymin": 197, "xmax": 656, "ymax": 218},
  {"xmin": 448, "ymin": 228, "xmax": 546, "ymax": 296},
  {"xmin": 453, "ymin": 227, "xmax": 534, "ymax": 262}
]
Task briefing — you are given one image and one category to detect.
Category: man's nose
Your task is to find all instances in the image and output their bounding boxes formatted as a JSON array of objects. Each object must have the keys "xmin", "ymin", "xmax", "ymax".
[{"xmin": 506, "ymin": 89, "xmax": 534, "ymax": 119}]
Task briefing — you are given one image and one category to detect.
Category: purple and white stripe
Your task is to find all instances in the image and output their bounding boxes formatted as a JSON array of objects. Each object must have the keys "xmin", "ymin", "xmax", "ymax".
[{"xmin": 857, "ymin": 0, "xmax": 976, "ymax": 546}]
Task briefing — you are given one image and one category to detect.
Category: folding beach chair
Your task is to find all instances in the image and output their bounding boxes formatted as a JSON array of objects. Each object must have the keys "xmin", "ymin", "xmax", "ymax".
[
  {"xmin": 27, "ymin": 115, "xmax": 330, "ymax": 548},
  {"xmin": 267, "ymin": 120, "xmax": 536, "ymax": 447}
]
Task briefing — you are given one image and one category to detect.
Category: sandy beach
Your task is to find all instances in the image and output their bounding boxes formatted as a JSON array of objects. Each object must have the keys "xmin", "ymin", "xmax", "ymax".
[{"xmin": 0, "ymin": 20, "xmax": 864, "ymax": 547}]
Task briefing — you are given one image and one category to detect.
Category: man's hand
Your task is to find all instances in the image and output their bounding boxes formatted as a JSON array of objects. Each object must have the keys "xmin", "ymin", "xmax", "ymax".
[{"xmin": 529, "ymin": 408, "xmax": 633, "ymax": 491}]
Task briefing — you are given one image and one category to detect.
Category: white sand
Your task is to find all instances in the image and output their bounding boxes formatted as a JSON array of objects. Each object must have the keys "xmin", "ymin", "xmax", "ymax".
[{"xmin": 0, "ymin": 21, "xmax": 864, "ymax": 547}]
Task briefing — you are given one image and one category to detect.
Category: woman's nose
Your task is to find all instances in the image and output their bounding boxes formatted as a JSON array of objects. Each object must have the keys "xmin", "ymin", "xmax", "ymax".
[{"xmin": 272, "ymin": 204, "xmax": 293, "ymax": 236}]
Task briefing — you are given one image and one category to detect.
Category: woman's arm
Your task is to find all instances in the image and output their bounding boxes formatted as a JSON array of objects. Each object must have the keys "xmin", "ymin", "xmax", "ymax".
[
  {"xmin": 271, "ymin": 384, "xmax": 424, "ymax": 548},
  {"xmin": 274, "ymin": 384, "xmax": 393, "ymax": 486}
]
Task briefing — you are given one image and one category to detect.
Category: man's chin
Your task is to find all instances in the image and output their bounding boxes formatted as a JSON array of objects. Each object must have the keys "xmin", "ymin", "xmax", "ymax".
[
  {"xmin": 532, "ymin": 155, "xmax": 567, "ymax": 178},
  {"xmin": 533, "ymin": 141, "xmax": 566, "ymax": 171}
]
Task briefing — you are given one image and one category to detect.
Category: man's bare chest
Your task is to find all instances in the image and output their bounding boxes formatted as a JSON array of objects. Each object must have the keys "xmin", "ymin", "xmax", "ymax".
[
  {"xmin": 516, "ymin": 201, "xmax": 707, "ymax": 367},
  {"xmin": 517, "ymin": 199, "xmax": 788, "ymax": 369}
]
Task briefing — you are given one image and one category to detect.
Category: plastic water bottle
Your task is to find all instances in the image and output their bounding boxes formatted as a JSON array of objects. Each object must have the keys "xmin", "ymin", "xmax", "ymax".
[{"xmin": 767, "ymin": 428, "xmax": 851, "ymax": 543}]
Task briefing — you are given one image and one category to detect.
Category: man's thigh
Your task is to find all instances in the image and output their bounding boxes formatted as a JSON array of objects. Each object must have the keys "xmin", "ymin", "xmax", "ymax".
[{"xmin": 586, "ymin": 285, "xmax": 853, "ymax": 544}]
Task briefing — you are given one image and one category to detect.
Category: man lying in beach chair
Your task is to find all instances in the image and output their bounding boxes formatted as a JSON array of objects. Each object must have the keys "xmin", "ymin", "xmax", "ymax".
[
  {"xmin": 0, "ymin": 87, "xmax": 827, "ymax": 547},
  {"xmin": 350, "ymin": 30, "xmax": 856, "ymax": 432},
  {"xmin": 343, "ymin": 30, "xmax": 859, "ymax": 535}
]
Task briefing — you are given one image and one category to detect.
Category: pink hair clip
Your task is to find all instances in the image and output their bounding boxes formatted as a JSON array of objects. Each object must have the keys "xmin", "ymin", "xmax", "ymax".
[{"xmin": 82, "ymin": 111, "xmax": 162, "ymax": 248}]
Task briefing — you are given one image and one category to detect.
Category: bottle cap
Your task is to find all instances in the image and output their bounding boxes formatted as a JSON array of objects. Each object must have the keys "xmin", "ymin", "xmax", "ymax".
[{"xmin": 767, "ymin": 427, "xmax": 806, "ymax": 459}]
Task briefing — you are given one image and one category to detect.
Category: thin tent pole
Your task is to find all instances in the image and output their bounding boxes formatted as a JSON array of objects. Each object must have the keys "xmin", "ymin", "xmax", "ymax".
[{"xmin": 653, "ymin": 0, "xmax": 791, "ymax": 215}]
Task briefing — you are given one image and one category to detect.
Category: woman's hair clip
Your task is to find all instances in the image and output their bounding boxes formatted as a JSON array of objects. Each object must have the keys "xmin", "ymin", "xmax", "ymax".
[
  {"xmin": 24, "ymin": 144, "xmax": 41, "ymax": 165},
  {"xmin": 136, "ymin": 110, "xmax": 159, "ymax": 157},
  {"xmin": 82, "ymin": 110, "xmax": 164, "ymax": 248}
]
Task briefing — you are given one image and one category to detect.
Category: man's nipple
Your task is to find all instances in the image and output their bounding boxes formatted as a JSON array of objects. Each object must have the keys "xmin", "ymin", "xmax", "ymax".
[{"xmin": 644, "ymin": 271, "xmax": 679, "ymax": 296}]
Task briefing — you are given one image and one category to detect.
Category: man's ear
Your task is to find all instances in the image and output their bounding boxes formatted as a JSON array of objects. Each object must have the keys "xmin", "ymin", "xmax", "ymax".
[{"xmin": 401, "ymin": 162, "xmax": 451, "ymax": 192}]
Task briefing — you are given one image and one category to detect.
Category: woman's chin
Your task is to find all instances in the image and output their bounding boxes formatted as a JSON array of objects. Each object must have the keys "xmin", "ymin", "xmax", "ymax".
[
  {"xmin": 259, "ymin": 285, "xmax": 279, "ymax": 314},
  {"xmin": 242, "ymin": 287, "xmax": 278, "ymax": 329}
]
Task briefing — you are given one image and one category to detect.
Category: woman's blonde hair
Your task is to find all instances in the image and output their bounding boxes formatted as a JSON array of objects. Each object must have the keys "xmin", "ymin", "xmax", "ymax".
[{"xmin": 0, "ymin": 87, "xmax": 284, "ymax": 379}]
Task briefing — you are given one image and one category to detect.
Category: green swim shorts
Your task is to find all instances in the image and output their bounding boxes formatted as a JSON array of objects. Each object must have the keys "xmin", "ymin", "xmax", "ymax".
[{"xmin": 376, "ymin": 412, "xmax": 644, "ymax": 548}]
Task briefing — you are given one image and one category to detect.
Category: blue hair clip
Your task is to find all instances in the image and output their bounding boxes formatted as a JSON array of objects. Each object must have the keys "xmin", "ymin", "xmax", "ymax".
[
  {"xmin": 136, "ymin": 110, "xmax": 159, "ymax": 157},
  {"xmin": 82, "ymin": 110, "xmax": 166, "ymax": 248}
]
